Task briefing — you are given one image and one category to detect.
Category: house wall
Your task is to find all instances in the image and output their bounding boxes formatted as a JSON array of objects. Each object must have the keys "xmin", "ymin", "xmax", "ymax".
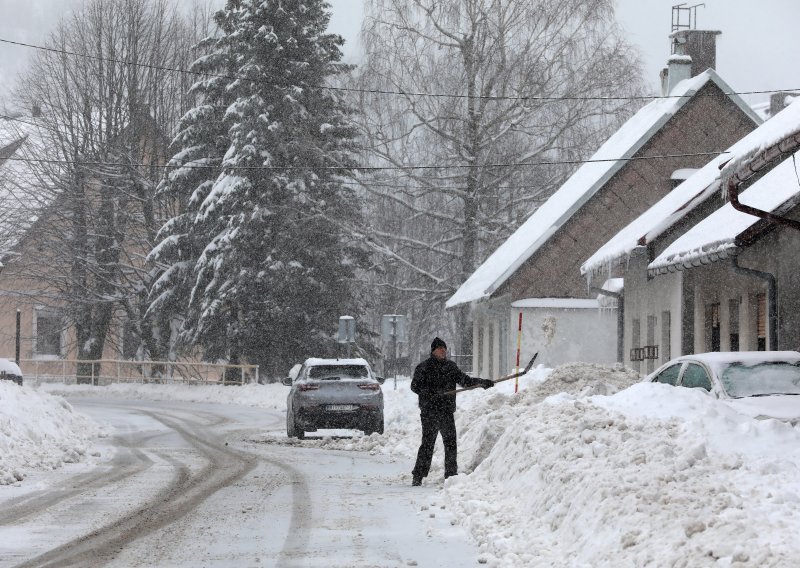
[
  {"xmin": 623, "ymin": 247, "xmax": 684, "ymax": 375},
  {"xmin": 624, "ymin": 248, "xmax": 779, "ymax": 374},
  {"xmin": 511, "ymin": 305, "xmax": 617, "ymax": 370},
  {"xmin": 690, "ymin": 259, "xmax": 774, "ymax": 353},
  {"xmin": 472, "ymin": 298, "xmax": 510, "ymax": 380},
  {"xmin": 472, "ymin": 298, "xmax": 617, "ymax": 378},
  {"xmin": 623, "ymin": 212, "xmax": 800, "ymax": 367},
  {"xmin": 0, "ymin": 263, "xmax": 130, "ymax": 363},
  {"xmin": 687, "ymin": 219, "xmax": 800, "ymax": 353},
  {"xmin": 774, "ymin": 222, "xmax": 800, "ymax": 350}
]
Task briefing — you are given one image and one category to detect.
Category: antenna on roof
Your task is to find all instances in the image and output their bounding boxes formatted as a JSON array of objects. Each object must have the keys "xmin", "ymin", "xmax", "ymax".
[{"xmin": 671, "ymin": 3, "xmax": 705, "ymax": 33}]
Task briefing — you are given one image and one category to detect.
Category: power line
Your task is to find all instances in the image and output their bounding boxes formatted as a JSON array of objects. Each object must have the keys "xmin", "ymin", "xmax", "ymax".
[
  {"xmin": 0, "ymin": 36, "xmax": 796, "ymax": 103},
  {"xmin": 2, "ymin": 151, "xmax": 730, "ymax": 172}
]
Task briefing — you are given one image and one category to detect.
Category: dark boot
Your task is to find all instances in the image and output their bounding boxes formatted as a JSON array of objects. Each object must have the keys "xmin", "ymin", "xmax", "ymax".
[{"xmin": 412, "ymin": 475, "xmax": 422, "ymax": 486}]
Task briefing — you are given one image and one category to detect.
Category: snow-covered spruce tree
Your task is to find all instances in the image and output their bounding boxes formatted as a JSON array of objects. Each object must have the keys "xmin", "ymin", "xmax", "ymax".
[
  {"xmin": 148, "ymin": 31, "xmax": 233, "ymax": 365},
  {"xmin": 153, "ymin": 0, "xmax": 367, "ymax": 377}
]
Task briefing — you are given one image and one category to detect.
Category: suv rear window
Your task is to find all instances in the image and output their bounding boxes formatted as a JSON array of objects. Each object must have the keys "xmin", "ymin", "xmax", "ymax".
[{"xmin": 308, "ymin": 365, "xmax": 369, "ymax": 379}]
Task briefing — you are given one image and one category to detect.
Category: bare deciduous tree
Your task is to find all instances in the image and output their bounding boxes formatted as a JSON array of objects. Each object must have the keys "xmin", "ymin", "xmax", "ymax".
[
  {"xmin": 7, "ymin": 0, "xmax": 207, "ymax": 377},
  {"xmin": 352, "ymin": 0, "xmax": 647, "ymax": 357}
]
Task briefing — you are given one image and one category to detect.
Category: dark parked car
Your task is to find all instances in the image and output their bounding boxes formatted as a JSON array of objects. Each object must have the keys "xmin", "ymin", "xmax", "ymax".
[
  {"xmin": 283, "ymin": 358, "xmax": 385, "ymax": 439},
  {"xmin": 0, "ymin": 358, "xmax": 23, "ymax": 386},
  {"xmin": 645, "ymin": 351, "xmax": 800, "ymax": 422}
]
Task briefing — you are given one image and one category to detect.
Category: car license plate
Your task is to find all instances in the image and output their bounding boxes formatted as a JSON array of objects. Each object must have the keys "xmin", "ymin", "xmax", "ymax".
[{"xmin": 326, "ymin": 404, "xmax": 358, "ymax": 411}]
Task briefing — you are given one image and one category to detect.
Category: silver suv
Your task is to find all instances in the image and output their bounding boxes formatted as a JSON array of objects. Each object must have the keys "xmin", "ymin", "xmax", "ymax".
[{"xmin": 282, "ymin": 358, "xmax": 385, "ymax": 439}]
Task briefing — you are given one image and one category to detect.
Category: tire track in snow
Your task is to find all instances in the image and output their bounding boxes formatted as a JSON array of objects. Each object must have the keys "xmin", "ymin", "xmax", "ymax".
[{"xmin": 12, "ymin": 408, "xmax": 256, "ymax": 568}]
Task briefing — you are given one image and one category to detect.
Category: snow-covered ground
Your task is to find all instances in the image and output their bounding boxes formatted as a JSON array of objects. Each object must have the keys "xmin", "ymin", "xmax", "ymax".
[{"xmin": 6, "ymin": 362, "xmax": 800, "ymax": 566}]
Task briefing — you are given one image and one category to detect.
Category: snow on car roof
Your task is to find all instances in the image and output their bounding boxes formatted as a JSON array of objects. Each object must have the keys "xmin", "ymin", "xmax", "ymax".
[
  {"xmin": 0, "ymin": 358, "xmax": 22, "ymax": 376},
  {"xmin": 679, "ymin": 351, "xmax": 800, "ymax": 365},
  {"xmin": 303, "ymin": 357, "xmax": 370, "ymax": 367}
]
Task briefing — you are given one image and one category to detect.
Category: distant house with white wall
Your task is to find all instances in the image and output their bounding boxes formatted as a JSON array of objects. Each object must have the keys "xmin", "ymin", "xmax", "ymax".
[
  {"xmin": 583, "ymin": 98, "xmax": 800, "ymax": 374},
  {"xmin": 446, "ymin": 29, "xmax": 761, "ymax": 378}
]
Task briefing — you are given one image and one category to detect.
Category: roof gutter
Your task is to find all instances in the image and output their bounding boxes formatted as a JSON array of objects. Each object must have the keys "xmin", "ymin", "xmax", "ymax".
[{"xmin": 726, "ymin": 129, "xmax": 800, "ymax": 232}]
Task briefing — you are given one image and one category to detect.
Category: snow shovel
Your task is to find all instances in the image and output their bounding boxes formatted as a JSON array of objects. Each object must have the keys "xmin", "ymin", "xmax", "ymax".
[{"xmin": 444, "ymin": 353, "xmax": 538, "ymax": 395}]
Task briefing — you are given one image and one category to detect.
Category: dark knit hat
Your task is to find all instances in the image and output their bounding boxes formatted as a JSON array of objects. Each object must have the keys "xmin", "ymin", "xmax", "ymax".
[{"xmin": 430, "ymin": 337, "xmax": 447, "ymax": 352}]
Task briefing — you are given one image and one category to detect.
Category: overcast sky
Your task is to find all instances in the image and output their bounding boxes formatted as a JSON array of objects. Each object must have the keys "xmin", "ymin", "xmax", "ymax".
[{"xmin": 0, "ymin": 0, "xmax": 798, "ymax": 107}]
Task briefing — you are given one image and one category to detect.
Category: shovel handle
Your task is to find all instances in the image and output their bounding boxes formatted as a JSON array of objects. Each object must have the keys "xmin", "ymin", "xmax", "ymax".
[{"xmin": 443, "ymin": 353, "xmax": 537, "ymax": 395}]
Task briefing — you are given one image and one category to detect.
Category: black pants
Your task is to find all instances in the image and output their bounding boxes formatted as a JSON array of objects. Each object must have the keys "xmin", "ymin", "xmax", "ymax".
[{"xmin": 412, "ymin": 410, "xmax": 457, "ymax": 478}]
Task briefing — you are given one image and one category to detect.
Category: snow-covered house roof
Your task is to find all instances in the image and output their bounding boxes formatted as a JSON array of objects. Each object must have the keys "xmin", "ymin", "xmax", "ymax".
[
  {"xmin": 648, "ymin": 147, "xmax": 800, "ymax": 275},
  {"xmin": 581, "ymin": 97, "xmax": 800, "ymax": 279},
  {"xmin": 446, "ymin": 69, "xmax": 760, "ymax": 309}
]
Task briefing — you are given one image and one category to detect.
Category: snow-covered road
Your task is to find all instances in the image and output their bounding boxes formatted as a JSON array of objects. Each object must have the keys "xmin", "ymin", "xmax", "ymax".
[{"xmin": 0, "ymin": 398, "xmax": 479, "ymax": 567}]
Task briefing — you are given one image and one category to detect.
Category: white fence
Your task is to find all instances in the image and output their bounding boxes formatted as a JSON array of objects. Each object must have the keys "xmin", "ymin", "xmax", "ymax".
[{"xmin": 15, "ymin": 358, "xmax": 260, "ymax": 386}]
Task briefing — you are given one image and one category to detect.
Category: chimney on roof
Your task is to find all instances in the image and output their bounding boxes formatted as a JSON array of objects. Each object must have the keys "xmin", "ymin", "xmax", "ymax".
[
  {"xmin": 665, "ymin": 54, "xmax": 692, "ymax": 94},
  {"xmin": 661, "ymin": 4, "xmax": 721, "ymax": 95},
  {"xmin": 31, "ymin": 104, "xmax": 42, "ymax": 118},
  {"xmin": 769, "ymin": 92, "xmax": 799, "ymax": 117},
  {"xmin": 669, "ymin": 29, "xmax": 721, "ymax": 78}
]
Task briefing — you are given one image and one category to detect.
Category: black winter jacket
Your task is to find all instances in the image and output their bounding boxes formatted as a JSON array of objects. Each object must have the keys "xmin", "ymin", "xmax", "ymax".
[{"xmin": 411, "ymin": 356, "xmax": 483, "ymax": 414}]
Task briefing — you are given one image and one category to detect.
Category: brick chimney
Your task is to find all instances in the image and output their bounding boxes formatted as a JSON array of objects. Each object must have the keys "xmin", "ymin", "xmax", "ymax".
[
  {"xmin": 660, "ymin": 29, "xmax": 721, "ymax": 95},
  {"xmin": 770, "ymin": 92, "xmax": 799, "ymax": 117},
  {"xmin": 669, "ymin": 29, "xmax": 721, "ymax": 77}
]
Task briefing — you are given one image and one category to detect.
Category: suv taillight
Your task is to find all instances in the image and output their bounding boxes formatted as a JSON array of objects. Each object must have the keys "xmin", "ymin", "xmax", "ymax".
[{"xmin": 358, "ymin": 383, "xmax": 380, "ymax": 391}]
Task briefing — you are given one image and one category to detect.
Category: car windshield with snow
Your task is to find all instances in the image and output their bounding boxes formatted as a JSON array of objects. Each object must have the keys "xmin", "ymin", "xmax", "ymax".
[
  {"xmin": 646, "ymin": 351, "xmax": 800, "ymax": 422},
  {"xmin": 282, "ymin": 358, "xmax": 385, "ymax": 439},
  {"xmin": 719, "ymin": 361, "xmax": 800, "ymax": 398}
]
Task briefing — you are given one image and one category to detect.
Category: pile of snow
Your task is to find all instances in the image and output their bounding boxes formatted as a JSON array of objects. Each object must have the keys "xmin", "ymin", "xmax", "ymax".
[
  {"xmin": 521, "ymin": 361, "xmax": 640, "ymax": 400},
  {"xmin": 444, "ymin": 380, "xmax": 800, "ymax": 566},
  {"xmin": 0, "ymin": 382, "xmax": 101, "ymax": 485}
]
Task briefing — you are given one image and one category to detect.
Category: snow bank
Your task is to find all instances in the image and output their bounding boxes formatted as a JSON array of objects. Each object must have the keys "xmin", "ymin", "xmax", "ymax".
[
  {"xmin": 4, "ymin": 381, "xmax": 289, "ymax": 488},
  {"xmin": 0, "ymin": 382, "xmax": 101, "ymax": 485},
  {"xmin": 445, "ymin": 372, "xmax": 800, "ymax": 567}
]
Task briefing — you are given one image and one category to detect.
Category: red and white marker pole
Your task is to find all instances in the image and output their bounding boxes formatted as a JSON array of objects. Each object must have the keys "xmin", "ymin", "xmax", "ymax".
[{"xmin": 514, "ymin": 312, "xmax": 523, "ymax": 393}]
